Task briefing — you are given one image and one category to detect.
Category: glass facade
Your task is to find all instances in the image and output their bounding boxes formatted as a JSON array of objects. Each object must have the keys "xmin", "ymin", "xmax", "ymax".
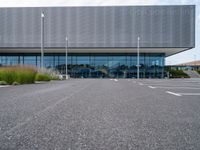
[{"xmin": 0, "ymin": 53, "xmax": 165, "ymax": 78}]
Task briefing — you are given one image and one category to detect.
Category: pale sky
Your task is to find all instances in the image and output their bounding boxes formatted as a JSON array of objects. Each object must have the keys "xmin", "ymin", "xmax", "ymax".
[{"xmin": 0, "ymin": 0, "xmax": 199, "ymax": 65}]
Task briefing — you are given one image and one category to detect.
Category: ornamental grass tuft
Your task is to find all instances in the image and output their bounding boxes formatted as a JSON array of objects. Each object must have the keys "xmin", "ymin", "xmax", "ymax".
[
  {"xmin": 35, "ymin": 73, "xmax": 51, "ymax": 81},
  {"xmin": 0, "ymin": 65, "xmax": 37, "ymax": 85}
]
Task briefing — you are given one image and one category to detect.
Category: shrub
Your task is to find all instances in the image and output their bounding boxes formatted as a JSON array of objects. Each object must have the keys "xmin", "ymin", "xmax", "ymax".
[
  {"xmin": 0, "ymin": 66, "xmax": 37, "ymax": 85},
  {"xmin": 50, "ymin": 76, "xmax": 60, "ymax": 80},
  {"xmin": 168, "ymin": 69, "xmax": 189, "ymax": 78},
  {"xmin": 0, "ymin": 81, "xmax": 7, "ymax": 85},
  {"xmin": 197, "ymin": 70, "xmax": 200, "ymax": 75},
  {"xmin": 37, "ymin": 68, "xmax": 60, "ymax": 80},
  {"xmin": 35, "ymin": 73, "xmax": 51, "ymax": 81},
  {"xmin": 12, "ymin": 81, "xmax": 20, "ymax": 85}
]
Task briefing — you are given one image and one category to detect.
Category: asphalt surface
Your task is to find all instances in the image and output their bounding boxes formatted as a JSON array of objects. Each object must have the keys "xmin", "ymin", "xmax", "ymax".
[{"xmin": 0, "ymin": 79, "xmax": 200, "ymax": 149}]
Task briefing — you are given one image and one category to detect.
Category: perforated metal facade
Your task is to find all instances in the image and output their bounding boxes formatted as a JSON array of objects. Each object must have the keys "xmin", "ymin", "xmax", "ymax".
[{"xmin": 0, "ymin": 5, "xmax": 195, "ymax": 50}]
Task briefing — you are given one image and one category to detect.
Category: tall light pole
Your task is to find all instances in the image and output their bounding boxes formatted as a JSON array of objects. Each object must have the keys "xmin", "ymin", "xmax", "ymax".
[
  {"xmin": 193, "ymin": 54, "xmax": 196, "ymax": 70},
  {"xmin": 137, "ymin": 36, "xmax": 140, "ymax": 79},
  {"xmin": 41, "ymin": 12, "xmax": 45, "ymax": 69},
  {"xmin": 65, "ymin": 36, "xmax": 68, "ymax": 79}
]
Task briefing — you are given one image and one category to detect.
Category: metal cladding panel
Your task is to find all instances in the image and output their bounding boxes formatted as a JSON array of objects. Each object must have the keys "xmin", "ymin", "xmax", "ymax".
[{"xmin": 0, "ymin": 6, "xmax": 195, "ymax": 48}]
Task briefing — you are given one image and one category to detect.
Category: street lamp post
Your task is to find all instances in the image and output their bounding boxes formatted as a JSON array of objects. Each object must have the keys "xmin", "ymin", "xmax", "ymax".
[
  {"xmin": 137, "ymin": 36, "xmax": 140, "ymax": 79},
  {"xmin": 41, "ymin": 12, "xmax": 45, "ymax": 69},
  {"xmin": 193, "ymin": 54, "xmax": 196, "ymax": 70},
  {"xmin": 65, "ymin": 36, "xmax": 68, "ymax": 79}
]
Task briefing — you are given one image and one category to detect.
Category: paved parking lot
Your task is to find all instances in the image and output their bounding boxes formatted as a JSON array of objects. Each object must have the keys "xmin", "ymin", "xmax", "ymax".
[
  {"xmin": 0, "ymin": 79, "xmax": 200, "ymax": 149},
  {"xmin": 136, "ymin": 78, "xmax": 200, "ymax": 97}
]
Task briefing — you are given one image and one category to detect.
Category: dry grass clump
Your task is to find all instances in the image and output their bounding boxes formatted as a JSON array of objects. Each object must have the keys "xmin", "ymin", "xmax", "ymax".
[{"xmin": 0, "ymin": 65, "xmax": 37, "ymax": 84}]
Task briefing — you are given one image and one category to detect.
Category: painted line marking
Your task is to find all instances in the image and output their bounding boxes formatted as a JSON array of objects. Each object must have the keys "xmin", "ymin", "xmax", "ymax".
[
  {"xmin": 140, "ymin": 84, "xmax": 200, "ymax": 87},
  {"xmin": 178, "ymin": 93, "xmax": 200, "ymax": 96},
  {"xmin": 0, "ymin": 85, "xmax": 9, "ymax": 88},
  {"xmin": 139, "ymin": 83, "xmax": 143, "ymax": 85},
  {"xmin": 114, "ymin": 79, "xmax": 118, "ymax": 82},
  {"xmin": 110, "ymin": 79, "xmax": 113, "ymax": 81},
  {"xmin": 183, "ymin": 81, "xmax": 200, "ymax": 83},
  {"xmin": 166, "ymin": 91, "xmax": 182, "ymax": 97},
  {"xmin": 148, "ymin": 86, "xmax": 156, "ymax": 89},
  {"xmin": 152, "ymin": 86, "xmax": 200, "ymax": 89}
]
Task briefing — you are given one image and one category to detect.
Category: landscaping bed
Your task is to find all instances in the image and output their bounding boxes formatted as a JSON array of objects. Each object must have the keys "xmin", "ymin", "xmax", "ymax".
[
  {"xmin": 0, "ymin": 66, "xmax": 61, "ymax": 85},
  {"xmin": 168, "ymin": 69, "xmax": 190, "ymax": 78}
]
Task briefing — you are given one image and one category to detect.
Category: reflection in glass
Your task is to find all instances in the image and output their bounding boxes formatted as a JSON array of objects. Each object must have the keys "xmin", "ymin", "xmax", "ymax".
[{"xmin": 0, "ymin": 53, "xmax": 165, "ymax": 78}]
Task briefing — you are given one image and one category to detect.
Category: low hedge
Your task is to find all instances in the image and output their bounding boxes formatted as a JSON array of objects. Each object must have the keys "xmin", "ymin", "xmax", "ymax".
[
  {"xmin": 168, "ymin": 69, "xmax": 189, "ymax": 78},
  {"xmin": 0, "ymin": 66, "xmax": 37, "ymax": 85},
  {"xmin": 35, "ymin": 73, "xmax": 51, "ymax": 81}
]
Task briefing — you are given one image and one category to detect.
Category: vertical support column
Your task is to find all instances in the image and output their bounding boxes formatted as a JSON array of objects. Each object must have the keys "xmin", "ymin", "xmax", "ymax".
[
  {"xmin": 41, "ymin": 12, "xmax": 45, "ymax": 69},
  {"xmin": 137, "ymin": 36, "xmax": 140, "ymax": 79},
  {"xmin": 65, "ymin": 36, "xmax": 68, "ymax": 79}
]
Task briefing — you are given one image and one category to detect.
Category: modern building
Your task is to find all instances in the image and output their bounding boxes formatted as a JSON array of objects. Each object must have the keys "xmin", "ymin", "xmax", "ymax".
[
  {"xmin": 0, "ymin": 5, "xmax": 195, "ymax": 78},
  {"xmin": 167, "ymin": 60, "xmax": 200, "ymax": 71}
]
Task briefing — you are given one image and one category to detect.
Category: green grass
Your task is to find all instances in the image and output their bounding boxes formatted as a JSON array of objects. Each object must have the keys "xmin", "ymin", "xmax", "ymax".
[
  {"xmin": 0, "ymin": 81, "xmax": 7, "ymax": 85},
  {"xmin": 50, "ymin": 75, "xmax": 60, "ymax": 80},
  {"xmin": 35, "ymin": 73, "xmax": 51, "ymax": 81},
  {"xmin": 168, "ymin": 69, "xmax": 189, "ymax": 78},
  {"xmin": 0, "ymin": 66, "xmax": 62, "ymax": 84},
  {"xmin": 12, "ymin": 81, "xmax": 20, "ymax": 85},
  {"xmin": 0, "ymin": 66, "xmax": 37, "ymax": 85},
  {"xmin": 197, "ymin": 70, "xmax": 200, "ymax": 75}
]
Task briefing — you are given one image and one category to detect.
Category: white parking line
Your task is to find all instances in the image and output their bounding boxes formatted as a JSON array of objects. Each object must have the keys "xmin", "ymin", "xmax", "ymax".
[
  {"xmin": 166, "ymin": 91, "xmax": 182, "ymax": 97},
  {"xmin": 178, "ymin": 93, "xmax": 200, "ymax": 96},
  {"xmin": 0, "ymin": 85, "xmax": 9, "ymax": 88},
  {"xmin": 140, "ymin": 84, "xmax": 200, "ymax": 87},
  {"xmin": 183, "ymin": 81, "xmax": 200, "ymax": 83},
  {"xmin": 148, "ymin": 86, "xmax": 156, "ymax": 89},
  {"xmin": 151, "ymin": 86, "xmax": 200, "ymax": 89},
  {"xmin": 114, "ymin": 79, "xmax": 118, "ymax": 82}
]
